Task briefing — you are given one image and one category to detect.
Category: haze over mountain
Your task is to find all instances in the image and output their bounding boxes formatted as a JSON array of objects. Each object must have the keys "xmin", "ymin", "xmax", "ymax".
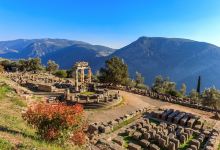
[
  {"xmin": 0, "ymin": 37, "xmax": 220, "ymax": 91},
  {"xmin": 0, "ymin": 39, "xmax": 115, "ymax": 58},
  {"xmin": 111, "ymin": 37, "xmax": 220, "ymax": 91}
]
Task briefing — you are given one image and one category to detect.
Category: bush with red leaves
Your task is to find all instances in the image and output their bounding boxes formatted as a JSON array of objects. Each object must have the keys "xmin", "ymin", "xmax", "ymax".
[{"xmin": 22, "ymin": 102, "xmax": 86, "ymax": 145}]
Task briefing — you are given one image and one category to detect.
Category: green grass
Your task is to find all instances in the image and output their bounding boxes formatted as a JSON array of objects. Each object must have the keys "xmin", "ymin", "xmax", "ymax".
[
  {"xmin": 112, "ymin": 116, "xmax": 138, "ymax": 132},
  {"xmin": 123, "ymin": 135, "xmax": 132, "ymax": 148},
  {"xmin": 218, "ymin": 143, "xmax": 220, "ymax": 150},
  {"xmin": 179, "ymin": 134, "xmax": 196, "ymax": 150},
  {"xmin": 0, "ymin": 84, "xmax": 12, "ymax": 99},
  {"xmin": 10, "ymin": 97, "xmax": 27, "ymax": 107},
  {"xmin": 0, "ymin": 138, "xmax": 14, "ymax": 150},
  {"xmin": 80, "ymin": 91, "xmax": 95, "ymax": 96}
]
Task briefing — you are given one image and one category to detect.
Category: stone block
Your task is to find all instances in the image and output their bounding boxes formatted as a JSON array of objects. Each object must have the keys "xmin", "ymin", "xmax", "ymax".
[
  {"xmin": 190, "ymin": 139, "xmax": 200, "ymax": 149},
  {"xmin": 128, "ymin": 143, "xmax": 142, "ymax": 150},
  {"xmin": 139, "ymin": 139, "xmax": 150, "ymax": 148},
  {"xmin": 149, "ymin": 144, "xmax": 160, "ymax": 150},
  {"xmin": 112, "ymin": 136, "xmax": 124, "ymax": 146},
  {"xmin": 133, "ymin": 132, "xmax": 142, "ymax": 140}
]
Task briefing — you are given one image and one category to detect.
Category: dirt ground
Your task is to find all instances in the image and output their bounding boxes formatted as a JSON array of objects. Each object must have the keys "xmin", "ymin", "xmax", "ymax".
[{"xmin": 86, "ymin": 90, "xmax": 216, "ymax": 123}]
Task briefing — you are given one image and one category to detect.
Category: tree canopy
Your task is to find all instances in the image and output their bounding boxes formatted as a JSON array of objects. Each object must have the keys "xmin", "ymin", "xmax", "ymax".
[
  {"xmin": 135, "ymin": 72, "xmax": 144, "ymax": 86},
  {"xmin": 202, "ymin": 87, "xmax": 220, "ymax": 109},
  {"xmin": 98, "ymin": 56, "xmax": 129, "ymax": 85},
  {"xmin": 46, "ymin": 60, "xmax": 59, "ymax": 73}
]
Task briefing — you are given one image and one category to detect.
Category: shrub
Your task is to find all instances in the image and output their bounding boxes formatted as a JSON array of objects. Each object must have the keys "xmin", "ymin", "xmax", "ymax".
[
  {"xmin": 136, "ymin": 83, "xmax": 148, "ymax": 89},
  {"xmin": 54, "ymin": 70, "xmax": 67, "ymax": 78},
  {"xmin": 22, "ymin": 103, "xmax": 86, "ymax": 145},
  {"xmin": 0, "ymin": 65, "xmax": 4, "ymax": 73}
]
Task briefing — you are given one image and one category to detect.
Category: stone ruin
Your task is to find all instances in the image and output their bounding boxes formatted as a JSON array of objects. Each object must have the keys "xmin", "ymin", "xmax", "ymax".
[
  {"xmin": 4, "ymin": 67, "xmax": 121, "ymax": 106},
  {"xmin": 62, "ymin": 86, "xmax": 121, "ymax": 106},
  {"xmin": 74, "ymin": 61, "xmax": 92, "ymax": 92},
  {"xmin": 88, "ymin": 108, "xmax": 220, "ymax": 150}
]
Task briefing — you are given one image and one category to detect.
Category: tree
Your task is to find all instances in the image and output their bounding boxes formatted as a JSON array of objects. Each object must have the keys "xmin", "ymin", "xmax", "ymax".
[
  {"xmin": 98, "ymin": 56, "xmax": 129, "ymax": 85},
  {"xmin": 27, "ymin": 58, "xmax": 43, "ymax": 73},
  {"xmin": 197, "ymin": 76, "xmax": 201, "ymax": 94},
  {"xmin": 189, "ymin": 89, "xmax": 199, "ymax": 102},
  {"xmin": 46, "ymin": 60, "xmax": 59, "ymax": 74},
  {"xmin": 152, "ymin": 75, "xmax": 164, "ymax": 93},
  {"xmin": 202, "ymin": 87, "xmax": 220, "ymax": 109},
  {"xmin": 18, "ymin": 59, "xmax": 28, "ymax": 71},
  {"xmin": 180, "ymin": 83, "xmax": 187, "ymax": 96},
  {"xmin": 135, "ymin": 72, "xmax": 144, "ymax": 86},
  {"xmin": 54, "ymin": 70, "xmax": 67, "ymax": 78}
]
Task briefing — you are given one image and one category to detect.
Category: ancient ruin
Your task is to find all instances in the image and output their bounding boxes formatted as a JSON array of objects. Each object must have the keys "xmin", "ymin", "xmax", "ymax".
[
  {"xmin": 1, "ymin": 62, "xmax": 220, "ymax": 150},
  {"xmin": 88, "ymin": 108, "xmax": 219, "ymax": 150},
  {"xmin": 74, "ymin": 61, "xmax": 92, "ymax": 91}
]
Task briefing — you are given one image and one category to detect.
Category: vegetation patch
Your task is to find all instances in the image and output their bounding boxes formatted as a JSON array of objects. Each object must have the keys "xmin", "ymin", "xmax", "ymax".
[
  {"xmin": 80, "ymin": 91, "xmax": 95, "ymax": 96},
  {"xmin": 179, "ymin": 134, "xmax": 196, "ymax": 150},
  {"xmin": 149, "ymin": 118, "xmax": 160, "ymax": 125},
  {"xmin": 0, "ymin": 83, "xmax": 12, "ymax": 99},
  {"xmin": 112, "ymin": 115, "xmax": 139, "ymax": 132},
  {"xmin": 22, "ymin": 102, "xmax": 86, "ymax": 145},
  {"xmin": 0, "ymin": 138, "xmax": 14, "ymax": 150},
  {"xmin": 0, "ymin": 81, "xmax": 82, "ymax": 149},
  {"xmin": 10, "ymin": 97, "xmax": 27, "ymax": 107},
  {"xmin": 122, "ymin": 135, "xmax": 134, "ymax": 148}
]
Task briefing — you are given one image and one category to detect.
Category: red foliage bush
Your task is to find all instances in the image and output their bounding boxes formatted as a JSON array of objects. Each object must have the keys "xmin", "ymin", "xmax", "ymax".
[
  {"xmin": 70, "ymin": 130, "xmax": 86, "ymax": 145},
  {"xmin": 22, "ymin": 102, "xmax": 86, "ymax": 144}
]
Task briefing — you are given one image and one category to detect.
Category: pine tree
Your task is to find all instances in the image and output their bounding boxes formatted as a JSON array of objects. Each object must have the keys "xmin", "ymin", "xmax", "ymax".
[{"xmin": 197, "ymin": 76, "xmax": 201, "ymax": 94}]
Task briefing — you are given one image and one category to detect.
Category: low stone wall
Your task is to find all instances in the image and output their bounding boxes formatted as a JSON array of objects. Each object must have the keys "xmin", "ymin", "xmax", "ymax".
[{"xmin": 37, "ymin": 83, "xmax": 55, "ymax": 92}]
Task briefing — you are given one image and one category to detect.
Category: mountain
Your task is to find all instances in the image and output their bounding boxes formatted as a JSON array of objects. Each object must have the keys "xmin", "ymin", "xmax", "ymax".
[
  {"xmin": 41, "ymin": 44, "xmax": 106, "ymax": 70},
  {"xmin": 111, "ymin": 37, "xmax": 220, "ymax": 91},
  {"xmin": 0, "ymin": 39, "xmax": 116, "ymax": 59},
  {"xmin": 1, "ymin": 37, "xmax": 220, "ymax": 91}
]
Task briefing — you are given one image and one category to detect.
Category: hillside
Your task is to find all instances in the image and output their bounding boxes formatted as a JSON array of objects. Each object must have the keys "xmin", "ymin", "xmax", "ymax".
[
  {"xmin": 0, "ymin": 78, "xmax": 80, "ymax": 150},
  {"xmin": 1, "ymin": 37, "xmax": 220, "ymax": 91},
  {"xmin": 111, "ymin": 37, "xmax": 220, "ymax": 91},
  {"xmin": 0, "ymin": 39, "xmax": 115, "ymax": 59}
]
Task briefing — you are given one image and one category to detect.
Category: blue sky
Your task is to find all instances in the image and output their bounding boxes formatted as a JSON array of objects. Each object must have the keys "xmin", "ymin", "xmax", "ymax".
[{"xmin": 0, "ymin": 0, "xmax": 220, "ymax": 48}]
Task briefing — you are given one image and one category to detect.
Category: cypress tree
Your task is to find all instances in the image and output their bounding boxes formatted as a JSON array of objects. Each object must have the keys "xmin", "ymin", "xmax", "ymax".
[{"xmin": 197, "ymin": 76, "xmax": 201, "ymax": 94}]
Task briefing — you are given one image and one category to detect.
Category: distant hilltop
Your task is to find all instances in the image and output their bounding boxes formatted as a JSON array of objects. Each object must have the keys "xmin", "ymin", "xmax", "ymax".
[{"xmin": 1, "ymin": 37, "xmax": 220, "ymax": 91}]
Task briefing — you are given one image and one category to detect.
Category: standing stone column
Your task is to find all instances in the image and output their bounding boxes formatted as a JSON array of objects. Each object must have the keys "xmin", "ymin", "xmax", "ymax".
[
  {"xmin": 88, "ymin": 68, "xmax": 92, "ymax": 83},
  {"xmin": 80, "ymin": 68, "xmax": 85, "ymax": 83},
  {"xmin": 75, "ymin": 69, "xmax": 79, "ymax": 91},
  {"xmin": 65, "ymin": 88, "xmax": 70, "ymax": 100}
]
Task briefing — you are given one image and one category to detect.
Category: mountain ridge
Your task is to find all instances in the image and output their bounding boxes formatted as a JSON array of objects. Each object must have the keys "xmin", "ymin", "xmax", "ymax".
[{"xmin": 1, "ymin": 37, "xmax": 220, "ymax": 91}]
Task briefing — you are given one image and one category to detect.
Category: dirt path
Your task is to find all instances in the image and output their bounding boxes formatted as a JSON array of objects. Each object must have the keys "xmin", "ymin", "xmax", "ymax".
[
  {"xmin": 86, "ymin": 90, "xmax": 215, "ymax": 123},
  {"xmin": 85, "ymin": 91, "xmax": 170, "ymax": 123}
]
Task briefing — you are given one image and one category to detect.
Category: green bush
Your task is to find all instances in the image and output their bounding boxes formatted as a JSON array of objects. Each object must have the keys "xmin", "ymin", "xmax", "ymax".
[
  {"xmin": 54, "ymin": 70, "xmax": 67, "ymax": 78},
  {"xmin": 166, "ymin": 90, "xmax": 182, "ymax": 97},
  {"xmin": 136, "ymin": 83, "xmax": 148, "ymax": 89}
]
